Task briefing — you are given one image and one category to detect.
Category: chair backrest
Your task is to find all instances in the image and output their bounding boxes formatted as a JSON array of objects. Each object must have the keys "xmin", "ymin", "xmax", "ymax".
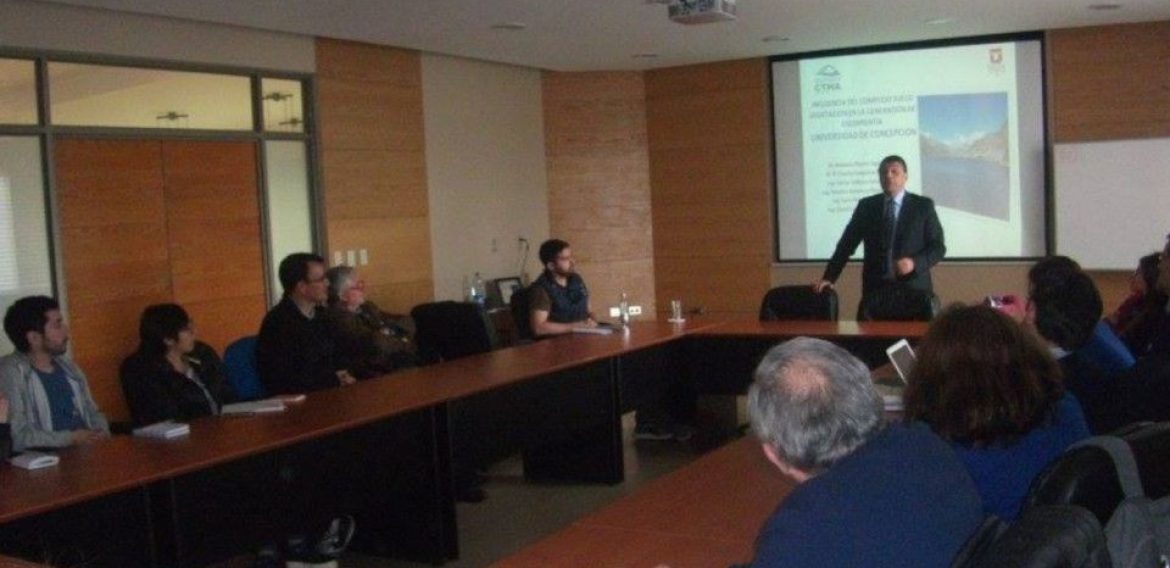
[
  {"xmin": 1026, "ymin": 422, "xmax": 1170, "ymax": 525},
  {"xmin": 510, "ymin": 285, "xmax": 535, "ymax": 342},
  {"xmin": 759, "ymin": 285, "xmax": 838, "ymax": 321},
  {"xmin": 223, "ymin": 335, "xmax": 265, "ymax": 401},
  {"xmin": 973, "ymin": 505, "xmax": 1111, "ymax": 568},
  {"xmin": 1025, "ymin": 445, "xmax": 1126, "ymax": 526},
  {"xmin": 860, "ymin": 285, "xmax": 941, "ymax": 321},
  {"xmin": 949, "ymin": 515, "xmax": 1007, "ymax": 568},
  {"xmin": 410, "ymin": 301, "xmax": 499, "ymax": 365}
]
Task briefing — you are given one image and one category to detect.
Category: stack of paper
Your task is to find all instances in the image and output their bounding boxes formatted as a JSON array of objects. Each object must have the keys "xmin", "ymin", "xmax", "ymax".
[
  {"xmin": 132, "ymin": 420, "xmax": 191, "ymax": 439},
  {"xmin": 9, "ymin": 452, "xmax": 60, "ymax": 470},
  {"xmin": 221, "ymin": 399, "xmax": 287, "ymax": 416}
]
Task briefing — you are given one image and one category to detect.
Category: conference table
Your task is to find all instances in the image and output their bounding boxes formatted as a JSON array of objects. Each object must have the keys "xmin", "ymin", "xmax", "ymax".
[{"xmin": 0, "ymin": 319, "xmax": 925, "ymax": 567}]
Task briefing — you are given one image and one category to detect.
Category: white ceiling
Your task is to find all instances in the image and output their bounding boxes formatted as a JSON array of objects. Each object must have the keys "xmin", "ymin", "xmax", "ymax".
[{"xmin": 32, "ymin": 0, "xmax": 1170, "ymax": 71}]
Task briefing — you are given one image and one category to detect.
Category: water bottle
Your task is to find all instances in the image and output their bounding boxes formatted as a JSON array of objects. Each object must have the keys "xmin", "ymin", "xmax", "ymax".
[
  {"xmin": 470, "ymin": 272, "xmax": 486, "ymax": 307},
  {"xmin": 619, "ymin": 292, "xmax": 630, "ymax": 326}
]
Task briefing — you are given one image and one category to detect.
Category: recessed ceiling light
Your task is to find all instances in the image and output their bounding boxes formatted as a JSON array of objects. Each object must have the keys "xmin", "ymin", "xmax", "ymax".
[
  {"xmin": 924, "ymin": 17, "xmax": 955, "ymax": 25},
  {"xmin": 490, "ymin": 22, "xmax": 527, "ymax": 31},
  {"xmin": 1087, "ymin": 2, "xmax": 1122, "ymax": 9},
  {"xmin": 632, "ymin": 53, "xmax": 659, "ymax": 59},
  {"xmin": 762, "ymin": 35, "xmax": 790, "ymax": 43}
]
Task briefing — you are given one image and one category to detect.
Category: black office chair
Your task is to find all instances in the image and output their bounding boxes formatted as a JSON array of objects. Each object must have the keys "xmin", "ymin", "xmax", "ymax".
[
  {"xmin": 1025, "ymin": 422, "xmax": 1170, "ymax": 525},
  {"xmin": 510, "ymin": 285, "xmax": 536, "ymax": 342},
  {"xmin": 759, "ymin": 285, "xmax": 838, "ymax": 321},
  {"xmin": 970, "ymin": 505, "xmax": 1111, "ymax": 568},
  {"xmin": 950, "ymin": 516, "xmax": 1008, "ymax": 568},
  {"xmin": 410, "ymin": 301, "xmax": 498, "ymax": 365},
  {"xmin": 860, "ymin": 284, "xmax": 941, "ymax": 321}
]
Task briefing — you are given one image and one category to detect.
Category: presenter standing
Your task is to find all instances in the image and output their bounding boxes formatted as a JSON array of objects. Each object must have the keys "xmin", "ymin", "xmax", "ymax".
[{"xmin": 813, "ymin": 155, "xmax": 946, "ymax": 318}]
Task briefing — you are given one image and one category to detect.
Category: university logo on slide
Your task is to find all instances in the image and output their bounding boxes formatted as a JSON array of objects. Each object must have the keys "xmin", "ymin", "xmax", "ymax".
[
  {"xmin": 987, "ymin": 47, "xmax": 1005, "ymax": 75},
  {"xmin": 814, "ymin": 65, "xmax": 842, "ymax": 93}
]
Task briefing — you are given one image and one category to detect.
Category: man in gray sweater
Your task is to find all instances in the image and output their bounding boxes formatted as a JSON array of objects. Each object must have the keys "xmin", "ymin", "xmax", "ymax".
[{"xmin": 0, "ymin": 296, "xmax": 108, "ymax": 452}]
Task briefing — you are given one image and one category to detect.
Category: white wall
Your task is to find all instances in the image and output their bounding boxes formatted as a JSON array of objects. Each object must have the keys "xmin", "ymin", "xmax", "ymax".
[
  {"xmin": 422, "ymin": 54, "xmax": 550, "ymax": 301},
  {"xmin": 0, "ymin": 1, "xmax": 314, "ymax": 72}
]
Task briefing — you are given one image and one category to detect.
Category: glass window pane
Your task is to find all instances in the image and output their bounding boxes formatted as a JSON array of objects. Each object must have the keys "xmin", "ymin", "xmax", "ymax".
[
  {"xmin": 0, "ymin": 137, "xmax": 54, "ymax": 353},
  {"xmin": 48, "ymin": 63, "xmax": 252, "ymax": 130},
  {"xmin": 0, "ymin": 59, "xmax": 38, "ymax": 124},
  {"xmin": 262, "ymin": 78, "xmax": 305, "ymax": 133},
  {"xmin": 264, "ymin": 140, "xmax": 314, "ymax": 303}
]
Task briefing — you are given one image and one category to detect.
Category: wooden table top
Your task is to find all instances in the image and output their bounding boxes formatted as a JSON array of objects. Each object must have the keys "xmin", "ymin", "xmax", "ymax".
[
  {"xmin": 0, "ymin": 318, "xmax": 895, "ymax": 525},
  {"xmin": 690, "ymin": 319, "xmax": 928, "ymax": 339},
  {"xmin": 0, "ymin": 321, "xmax": 714, "ymax": 524},
  {"xmin": 492, "ymin": 436, "xmax": 792, "ymax": 568}
]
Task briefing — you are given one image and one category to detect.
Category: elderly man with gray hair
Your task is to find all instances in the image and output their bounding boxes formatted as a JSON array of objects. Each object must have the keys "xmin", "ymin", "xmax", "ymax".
[
  {"xmin": 744, "ymin": 337, "xmax": 984, "ymax": 567},
  {"xmin": 322, "ymin": 266, "xmax": 417, "ymax": 380}
]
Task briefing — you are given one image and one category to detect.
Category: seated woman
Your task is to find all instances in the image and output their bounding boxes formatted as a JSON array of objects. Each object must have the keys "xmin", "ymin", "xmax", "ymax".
[
  {"xmin": 1109, "ymin": 252, "xmax": 1168, "ymax": 356},
  {"xmin": 903, "ymin": 305, "xmax": 1091, "ymax": 521},
  {"xmin": 120, "ymin": 304, "xmax": 235, "ymax": 427},
  {"xmin": 323, "ymin": 266, "xmax": 417, "ymax": 379}
]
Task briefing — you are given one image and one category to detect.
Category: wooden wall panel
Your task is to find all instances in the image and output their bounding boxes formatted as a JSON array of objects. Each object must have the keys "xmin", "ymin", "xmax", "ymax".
[
  {"xmin": 543, "ymin": 71, "xmax": 656, "ymax": 316},
  {"xmin": 162, "ymin": 140, "xmax": 267, "ymax": 356},
  {"xmin": 1049, "ymin": 22, "xmax": 1170, "ymax": 142},
  {"xmin": 316, "ymin": 38, "xmax": 433, "ymax": 314},
  {"xmin": 56, "ymin": 139, "xmax": 171, "ymax": 422},
  {"xmin": 57, "ymin": 139, "xmax": 268, "ymax": 422},
  {"xmin": 646, "ymin": 60, "xmax": 772, "ymax": 317}
]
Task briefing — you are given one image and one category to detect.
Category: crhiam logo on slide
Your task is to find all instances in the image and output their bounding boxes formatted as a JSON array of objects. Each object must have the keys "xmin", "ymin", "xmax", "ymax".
[
  {"xmin": 987, "ymin": 47, "xmax": 1005, "ymax": 75},
  {"xmin": 815, "ymin": 65, "xmax": 842, "ymax": 93}
]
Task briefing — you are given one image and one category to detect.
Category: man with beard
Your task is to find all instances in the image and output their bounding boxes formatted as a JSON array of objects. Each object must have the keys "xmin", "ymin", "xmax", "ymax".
[{"xmin": 0, "ymin": 296, "xmax": 108, "ymax": 452}]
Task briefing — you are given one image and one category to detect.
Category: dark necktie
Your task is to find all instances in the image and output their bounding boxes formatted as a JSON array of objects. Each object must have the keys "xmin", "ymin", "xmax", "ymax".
[{"xmin": 883, "ymin": 198, "xmax": 896, "ymax": 279}]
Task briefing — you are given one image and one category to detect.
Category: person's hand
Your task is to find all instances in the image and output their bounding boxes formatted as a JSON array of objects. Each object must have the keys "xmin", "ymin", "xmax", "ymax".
[
  {"xmin": 337, "ymin": 370, "xmax": 357, "ymax": 386},
  {"xmin": 581, "ymin": 318, "xmax": 599, "ymax": 328},
  {"xmin": 71, "ymin": 430, "xmax": 104, "ymax": 444},
  {"xmin": 895, "ymin": 257, "xmax": 915, "ymax": 276},
  {"xmin": 0, "ymin": 394, "xmax": 8, "ymax": 423},
  {"xmin": 812, "ymin": 280, "xmax": 834, "ymax": 293}
]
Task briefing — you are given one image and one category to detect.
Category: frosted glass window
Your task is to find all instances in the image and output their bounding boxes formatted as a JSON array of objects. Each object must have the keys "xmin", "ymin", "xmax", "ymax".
[
  {"xmin": 49, "ymin": 63, "xmax": 252, "ymax": 130},
  {"xmin": 0, "ymin": 59, "xmax": 37, "ymax": 124},
  {"xmin": 264, "ymin": 141, "xmax": 314, "ymax": 303},
  {"xmin": 262, "ymin": 78, "xmax": 305, "ymax": 133},
  {"xmin": 0, "ymin": 137, "xmax": 53, "ymax": 353}
]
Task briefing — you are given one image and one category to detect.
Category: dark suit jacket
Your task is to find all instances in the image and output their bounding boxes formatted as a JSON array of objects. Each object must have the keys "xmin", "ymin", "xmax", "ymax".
[{"xmin": 822, "ymin": 191, "xmax": 946, "ymax": 297}]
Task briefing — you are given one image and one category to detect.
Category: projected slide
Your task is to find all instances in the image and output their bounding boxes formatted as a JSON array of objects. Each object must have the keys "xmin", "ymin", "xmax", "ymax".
[{"xmin": 773, "ymin": 39, "xmax": 1046, "ymax": 261}]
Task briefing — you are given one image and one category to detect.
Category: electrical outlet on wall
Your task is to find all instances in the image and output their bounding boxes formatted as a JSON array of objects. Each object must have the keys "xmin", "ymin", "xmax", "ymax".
[
  {"xmin": 608, "ymin": 307, "xmax": 621, "ymax": 318},
  {"xmin": 628, "ymin": 305, "xmax": 643, "ymax": 316}
]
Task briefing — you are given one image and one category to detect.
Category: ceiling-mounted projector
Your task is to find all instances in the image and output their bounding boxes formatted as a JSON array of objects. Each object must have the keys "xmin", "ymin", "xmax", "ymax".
[{"xmin": 668, "ymin": 0, "xmax": 737, "ymax": 24}]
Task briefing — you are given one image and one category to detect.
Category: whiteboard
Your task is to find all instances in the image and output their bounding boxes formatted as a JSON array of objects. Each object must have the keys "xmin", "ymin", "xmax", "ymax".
[{"xmin": 1054, "ymin": 138, "xmax": 1170, "ymax": 270}]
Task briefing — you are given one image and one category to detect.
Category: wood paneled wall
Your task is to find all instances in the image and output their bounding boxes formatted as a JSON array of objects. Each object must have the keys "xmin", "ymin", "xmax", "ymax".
[
  {"xmin": 645, "ymin": 60, "xmax": 773, "ymax": 317},
  {"xmin": 542, "ymin": 72, "xmax": 657, "ymax": 316},
  {"xmin": 1048, "ymin": 21, "xmax": 1170, "ymax": 142},
  {"xmin": 316, "ymin": 39, "xmax": 434, "ymax": 313},
  {"xmin": 57, "ymin": 139, "xmax": 266, "ymax": 421}
]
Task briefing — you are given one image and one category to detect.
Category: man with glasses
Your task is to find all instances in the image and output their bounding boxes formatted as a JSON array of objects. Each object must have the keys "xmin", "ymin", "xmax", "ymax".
[{"xmin": 257, "ymin": 252, "xmax": 356, "ymax": 394}]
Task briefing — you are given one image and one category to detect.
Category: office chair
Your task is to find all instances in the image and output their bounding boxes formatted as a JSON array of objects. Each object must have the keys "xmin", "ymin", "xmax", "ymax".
[
  {"xmin": 1025, "ymin": 422, "xmax": 1170, "ymax": 525},
  {"xmin": 859, "ymin": 284, "xmax": 941, "ymax": 321},
  {"xmin": 972, "ymin": 505, "xmax": 1111, "ymax": 568},
  {"xmin": 510, "ymin": 285, "xmax": 536, "ymax": 342},
  {"xmin": 410, "ymin": 301, "xmax": 499, "ymax": 364},
  {"xmin": 759, "ymin": 285, "xmax": 838, "ymax": 321},
  {"xmin": 223, "ymin": 335, "xmax": 266, "ymax": 401}
]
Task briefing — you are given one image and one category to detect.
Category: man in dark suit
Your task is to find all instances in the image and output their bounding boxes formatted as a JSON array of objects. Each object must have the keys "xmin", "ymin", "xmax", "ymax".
[{"xmin": 813, "ymin": 155, "xmax": 946, "ymax": 318}]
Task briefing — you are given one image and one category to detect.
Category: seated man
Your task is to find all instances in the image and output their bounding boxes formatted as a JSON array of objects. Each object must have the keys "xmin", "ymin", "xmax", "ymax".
[
  {"xmin": 1026, "ymin": 258, "xmax": 1124, "ymax": 433},
  {"xmin": 323, "ymin": 266, "xmax": 417, "ymax": 379},
  {"xmin": 744, "ymin": 337, "xmax": 983, "ymax": 567},
  {"xmin": 0, "ymin": 296, "xmax": 108, "ymax": 452},
  {"xmin": 529, "ymin": 239, "xmax": 691, "ymax": 441},
  {"xmin": 257, "ymin": 253, "xmax": 355, "ymax": 394}
]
